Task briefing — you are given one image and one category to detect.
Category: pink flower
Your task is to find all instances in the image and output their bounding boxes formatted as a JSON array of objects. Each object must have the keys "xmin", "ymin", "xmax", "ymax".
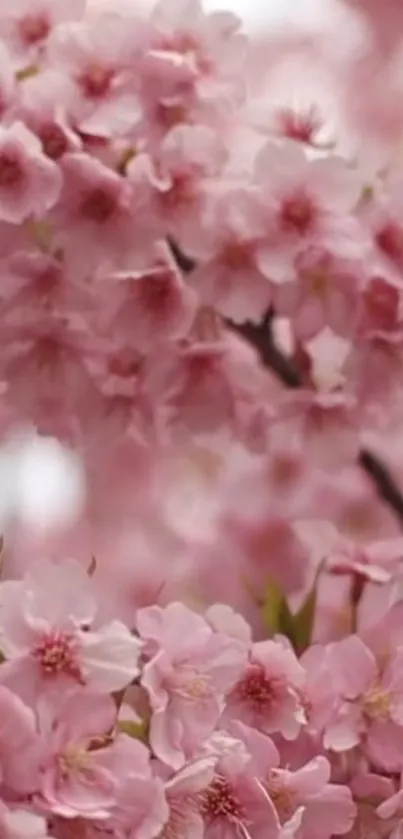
[
  {"xmin": 51, "ymin": 153, "xmax": 142, "ymax": 279},
  {"xmin": 39, "ymin": 687, "xmax": 118, "ymax": 819},
  {"xmin": 225, "ymin": 639, "xmax": 307, "ymax": 740},
  {"xmin": 0, "ymin": 559, "xmax": 141, "ymax": 703},
  {"xmin": 159, "ymin": 756, "xmax": 217, "ymax": 839},
  {"xmin": 253, "ymin": 140, "xmax": 363, "ymax": 284},
  {"xmin": 137, "ymin": 602, "xmax": 246, "ymax": 768},
  {"xmin": 106, "ymin": 735, "xmax": 169, "ymax": 839},
  {"xmin": 324, "ymin": 635, "xmax": 403, "ymax": 769},
  {"xmin": 45, "ymin": 14, "xmax": 142, "ymax": 138},
  {"xmin": 232, "ymin": 722, "xmax": 355, "ymax": 839},
  {"xmin": 275, "ymin": 247, "xmax": 363, "ymax": 342},
  {"xmin": 0, "ymin": 122, "xmax": 61, "ymax": 224},
  {"xmin": 200, "ymin": 728, "xmax": 280, "ymax": 839},
  {"xmin": 0, "ymin": 0, "xmax": 85, "ymax": 65},
  {"xmin": 189, "ymin": 185, "xmax": 272, "ymax": 323},
  {"xmin": 102, "ymin": 250, "xmax": 197, "ymax": 353}
]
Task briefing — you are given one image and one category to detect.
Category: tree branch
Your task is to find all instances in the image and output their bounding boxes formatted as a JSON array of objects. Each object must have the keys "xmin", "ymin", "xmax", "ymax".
[{"xmin": 169, "ymin": 239, "xmax": 403, "ymax": 526}]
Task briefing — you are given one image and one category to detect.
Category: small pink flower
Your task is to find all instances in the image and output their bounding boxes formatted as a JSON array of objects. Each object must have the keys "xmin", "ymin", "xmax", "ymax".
[
  {"xmin": 0, "ymin": 122, "xmax": 61, "ymax": 224},
  {"xmin": 0, "ymin": 559, "xmax": 141, "ymax": 703},
  {"xmin": 226, "ymin": 639, "xmax": 307, "ymax": 740},
  {"xmin": 253, "ymin": 140, "xmax": 363, "ymax": 284},
  {"xmin": 52, "ymin": 153, "xmax": 141, "ymax": 278},
  {"xmin": 39, "ymin": 688, "xmax": 118, "ymax": 819},
  {"xmin": 200, "ymin": 728, "xmax": 280, "ymax": 839},
  {"xmin": 137, "ymin": 602, "xmax": 246, "ymax": 768},
  {"xmin": 103, "ymin": 250, "xmax": 197, "ymax": 353},
  {"xmin": 160, "ymin": 756, "xmax": 217, "ymax": 839},
  {"xmin": 324, "ymin": 635, "xmax": 403, "ymax": 769}
]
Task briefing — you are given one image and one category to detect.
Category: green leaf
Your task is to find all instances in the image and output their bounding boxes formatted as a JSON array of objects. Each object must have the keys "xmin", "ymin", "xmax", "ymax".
[
  {"xmin": 261, "ymin": 576, "xmax": 296, "ymax": 647},
  {"xmin": 261, "ymin": 563, "xmax": 325, "ymax": 654},
  {"xmin": 292, "ymin": 561, "xmax": 325, "ymax": 654},
  {"xmin": 118, "ymin": 719, "xmax": 149, "ymax": 743}
]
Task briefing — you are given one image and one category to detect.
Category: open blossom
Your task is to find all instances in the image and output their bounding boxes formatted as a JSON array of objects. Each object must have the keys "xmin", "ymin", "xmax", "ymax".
[
  {"xmin": 199, "ymin": 729, "xmax": 280, "ymax": 839},
  {"xmin": 225, "ymin": 638, "xmax": 307, "ymax": 740},
  {"xmin": 0, "ymin": 559, "xmax": 141, "ymax": 703},
  {"xmin": 137, "ymin": 602, "xmax": 247, "ymax": 768},
  {"xmin": 253, "ymin": 140, "xmax": 363, "ymax": 284},
  {"xmin": 38, "ymin": 688, "xmax": 118, "ymax": 819},
  {"xmin": 324, "ymin": 635, "xmax": 403, "ymax": 769},
  {"xmin": 0, "ymin": 122, "xmax": 62, "ymax": 224},
  {"xmin": 232, "ymin": 722, "xmax": 356, "ymax": 839}
]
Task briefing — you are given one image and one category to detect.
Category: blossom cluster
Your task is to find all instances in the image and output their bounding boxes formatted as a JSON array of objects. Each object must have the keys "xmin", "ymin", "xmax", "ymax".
[{"xmin": 1, "ymin": 0, "xmax": 403, "ymax": 838}]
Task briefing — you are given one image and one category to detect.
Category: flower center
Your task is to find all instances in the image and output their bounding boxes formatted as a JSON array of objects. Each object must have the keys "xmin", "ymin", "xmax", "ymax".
[
  {"xmin": 280, "ymin": 191, "xmax": 316, "ymax": 235},
  {"xmin": 266, "ymin": 773, "xmax": 295, "ymax": 823},
  {"xmin": 79, "ymin": 65, "xmax": 114, "ymax": 99},
  {"xmin": 0, "ymin": 153, "xmax": 23, "ymax": 188},
  {"xmin": 362, "ymin": 683, "xmax": 390, "ymax": 720},
  {"xmin": 200, "ymin": 774, "xmax": 244, "ymax": 820},
  {"xmin": 233, "ymin": 664, "xmax": 283, "ymax": 711},
  {"xmin": 170, "ymin": 666, "xmax": 212, "ymax": 701},
  {"xmin": 220, "ymin": 241, "xmax": 252, "ymax": 271},
  {"xmin": 58, "ymin": 746, "xmax": 91, "ymax": 778},
  {"xmin": 278, "ymin": 107, "xmax": 322, "ymax": 145},
  {"xmin": 376, "ymin": 222, "xmax": 403, "ymax": 263},
  {"xmin": 80, "ymin": 188, "xmax": 117, "ymax": 223},
  {"xmin": 160, "ymin": 174, "xmax": 196, "ymax": 210},
  {"xmin": 33, "ymin": 630, "xmax": 83, "ymax": 682},
  {"xmin": 40, "ymin": 123, "xmax": 69, "ymax": 161},
  {"xmin": 19, "ymin": 13, "xmax": 50, "ymax": 46}
]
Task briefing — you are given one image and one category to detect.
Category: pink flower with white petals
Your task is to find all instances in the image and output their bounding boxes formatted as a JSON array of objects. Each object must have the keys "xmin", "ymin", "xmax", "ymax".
[
  {"xmin": 137, "ymin": 602, "xmax": 246, "ymax": 768},
  {"xmin": 0, "ymin": 559, "xmax": 141, "ymax": 703},
  {"xmin": 0, "ymin": 122, "xmax": 61, "ymax": 224},
  {"xmin": 225, "ymin": 639, "xmax": 307, "ymax": 740}
]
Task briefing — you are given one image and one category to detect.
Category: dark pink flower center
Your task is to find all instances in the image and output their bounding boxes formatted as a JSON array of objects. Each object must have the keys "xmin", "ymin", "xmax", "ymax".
[
  {"xmin": 363, "ymin": 277, "xmax": 399, "ymax": 330},
  {"xmin": 39, "ymin": 123, "xmax": 69, "ymax": 161},
  {"xmin": 79, "ymin": 65, "xmax": 114, "ymax": 99},
  {"xmin": 160, "ymin": 174, "xmax": 196, "ymax": 210},
  {"xmin": 138, "ymin": 270, "xmax": 173, "ymax": 312},
  {"xmin": 280, "ymin": 191, "xmax": 317, "ymax": 235},
  {"xmin": 220, "ymin": 241, "xmax": 253, "ymax": 271},
  {"xmin": 33, "ymin": 630, "xmax": 83, "ymax": 682},
  {"xmin": 19, "ymin": 13, "xmax": 50, "ymax": 46},
  {"xmin": 234, "ymin": 663, "xmax": 283, "ymax": 710},
  {"xmin": 80, "ymin": 188, "xmax": 117, "ymax": 223},
  {"xmin": 376, "ymin": 221, "xmax": 403, "ymax": 263},
  {"xmin": 278, "ymin": 107, "xmax": 322, "ymax": 145},
  {"xmin": 0, "ymin": 153, "xmax": 24, "ymax": 188},
  {"xmin": 200, "ymin": 774, "xmax": 244, "ymax": 820}
]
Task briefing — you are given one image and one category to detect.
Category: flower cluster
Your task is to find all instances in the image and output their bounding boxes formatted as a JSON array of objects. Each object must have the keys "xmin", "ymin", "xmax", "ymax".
[{"xmin": 1, "ymin": 0, "xmax": 403, "ymax": 837}]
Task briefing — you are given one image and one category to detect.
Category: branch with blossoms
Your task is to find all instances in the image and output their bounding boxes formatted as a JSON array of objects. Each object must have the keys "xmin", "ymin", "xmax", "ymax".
[{"xmin": 1, "ymin": 1, "xmax": 403, "ymax": 839}]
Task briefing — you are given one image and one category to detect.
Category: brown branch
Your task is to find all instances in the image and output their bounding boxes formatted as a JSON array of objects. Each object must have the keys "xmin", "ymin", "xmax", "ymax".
[{"xmin": 169, "ymin": 239, "xmax": 403, "ymax": 525}]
